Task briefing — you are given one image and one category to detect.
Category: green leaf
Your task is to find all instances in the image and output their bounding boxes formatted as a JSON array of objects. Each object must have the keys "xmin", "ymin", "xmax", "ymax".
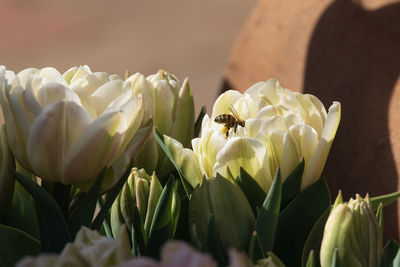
[
  {"xmin": 4, "ymin": 187, "xmax": 40, "ymax": 239},
  {"xmin": 91, "ymin": 162, "xmax": 132, "ymax": 231},
  {"xmin": 131, "ymin": 205, "xmax": 147, "ymax": 257},
  {"xmin": 97, "ymin": 198, "xmax": 112, "ymax": 238},
  {"xmin": 13, "ymin": 170, "xmax": 72, "ymax": 253},
  {"xmin": 68, "ymin": 169, "xmax": 104, "ymax": 238},
  {"xmin": 148, "ymin": 177, "xmax": 181, "ymax": 258},
  {"xmin": 205, "ymin": 215, "xmax": 227, "ymax": 267},
  {"xmin": 331, "ymin": 248, "xmax": 339, "ymax": 267},
  {"xmin": 0, "ymin": 224, "xmax": 41, "ymax": 267},
  {"xmin": 154, "ymin": 128, "xmax": 193, "ymax": 197},
  {"xmin": 194, "ymin": 106, "xmax": 206, "ymax": 138},
  {"xmin": 236, "ymin": 167, "xmax": 267, "ymax": 215},
  {"xmin": 253, "ymin": 169, "xmax": 282, "ymax": 258},
  {"xmin": 301, "ymin": 207, "xmax": 330, "ymax": 267},
  {"xmin": 274, "ymin": 177, "xmax": 331, "ymax": 267},
  {"xmin": 189, "ymin": 176, "xmax": 255, "ymax": 254},
  {"xmin": 248, "ymin": 231, "xmax": 266, "ymax": 262},
  {"xmin": 281, "ymin": 159, "xmax": 304, "ymax": 209},
  {"xmin": 305, "ymin": 250, "xmax": 317, "ymax": 267},
  {"xmin": 382, "ymin": 239, "xmax": 400, "ymax": 267},
  {"xmin": 370, "ymin": 191, "xmax": 400, "ymax": 210},
  {"xmin": 376, "ymin": 203, "xmax": 383, "ymax": 235}
]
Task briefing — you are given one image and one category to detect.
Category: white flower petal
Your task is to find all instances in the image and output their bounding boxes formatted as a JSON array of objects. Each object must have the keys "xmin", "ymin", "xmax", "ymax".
[
  {"xmin": 27, "ymin": 101, "xmax": 92, "ymax": 181},
  {"xmin": 211, "ymin": 90, "xmax": 242, "ymax": 120},
  {"xmin": 214, "ymin": 137, "xmax": 271, "ymax": 191}
]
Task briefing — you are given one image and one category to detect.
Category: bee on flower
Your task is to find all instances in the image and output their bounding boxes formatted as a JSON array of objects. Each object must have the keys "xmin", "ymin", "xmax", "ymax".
[{"xmin": 164, "ymin": 78, "xmax": 341, "ymax": 192}]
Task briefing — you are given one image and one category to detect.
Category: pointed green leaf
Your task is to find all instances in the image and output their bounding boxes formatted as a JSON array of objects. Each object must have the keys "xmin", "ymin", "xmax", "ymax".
[
  {"xmin": 376, "ymin": 203, "xmax": 383, "ymax": 235},
  {"xmin": 274, "ymin": 177, "xmax": 331, "ymax": 266},
  {"xmin": 305, "ymin": 250, "xmax": 317, "ymax": 267},
  {"xmin": 13, "ymin": 170, "xmax": 72, "ymax": 253},
  {"xmin": 253, "ymin": 169, "xmax": 282, "ymax": 258},
  {"xmin": 237, "ymin": 167, "xmax": 267, "ymax": 215},
  {"xmin": 281, "ymin": 159, "xmax": 304, "ymax": 209},
  {"xmin": 0, "ymin": 224, "xmax": 41, "ymax": 267},
  {"xmin": 148, "ymin": 177, "xmax": 181, "ymax": 258},
  {"xmin": 97, "ymin": 198, "xmax": 113, "ymax": 238},
  {"xmin": 248, "ymin": 231, "xmax": 266, "ymax": 262},
  {"xmin": 331, "ymin": 248, "xmax": 339, "ymax": 267},
  {"xmin": 68, "ymin": 169, "xmax": 104, "ymax": 238},
  {"xmin": 370, "ymin": 191, "xmax": 400, "ymax": 210},
  {"xmin": 194, "ymin": 106, "xmax": 206, "ymax": 138},
  {"xmin": 189, "ymin": 176, "xmax": 255, "ymax": 255},
  {"xmin": 91, "ymin": 162, "xmax": 132, "ymax": 230},
  {"xmin": 302, "ymin": 207, "xmax": 330, "ymax": 267},
  {"xmin": 205, "ymin": 215, "xmax": 227, "ymax": 266},
  {"xmin": 154, "ymin": 128, "xmax": 193, "ymax": 197},
  {"xmin": 332, "ymin": 191, "xmax": 343, "ymax": 210},
  {"xmin": 382, "ymin": 239, "xmax": 400, "ymax": 267},
  {"xmin": 131, "ymin": 205, "xmax": 147, "ymax": 257},
  {"xmin": 4, "ymin": 188, "xmax": 39, "ymax": 239}
]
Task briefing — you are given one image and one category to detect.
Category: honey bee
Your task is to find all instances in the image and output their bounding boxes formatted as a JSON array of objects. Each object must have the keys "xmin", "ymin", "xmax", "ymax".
[{"xmin": 214, "ymin": 105, "xmax": 245, "ymax": 138}]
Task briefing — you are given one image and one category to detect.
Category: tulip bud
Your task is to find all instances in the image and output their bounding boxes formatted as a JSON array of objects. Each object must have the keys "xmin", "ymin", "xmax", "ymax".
[
  {"xmin": 319, "ymin": 194, "xmax": 382, "ymax": 267},
  {"xmin": 130, "ymin": 70, "xmax": 195, "ymax": 177},
  {"xmin": 0, "ymin": 124, "xmax": 15, "ymax": 217},
  {"xmin": 110, "ymin": 168, "xmax": 162, "ymax": 237}
]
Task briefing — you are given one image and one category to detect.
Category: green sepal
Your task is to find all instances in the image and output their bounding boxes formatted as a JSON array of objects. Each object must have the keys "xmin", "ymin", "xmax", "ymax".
[
  {"xmin": 382, "ymin": 239, "xmax": 400, "ymax": 267},
  {"xmin": 205, "ymin": 215, "xmax": 227, "ymax": 267},
  {"xmin": 236, "ymin": 167, "xmax": 267, "ymax": 215},
  {"xmin": 0, "ymin": 224, "xmax": 41, "ymax": 267},
  {"xmin": 194, "ymin": 106, "xmax": 206, "ymax": 138},
  {"xmin": 91, "ymin": 162, "xmax": 132, "ymax": 230},
  {"xmin": 370, "ymin": 191, "xmax": 400, "ymax": 210},
  {"xmin": 68, "ymin": 169, "xmax": 104, "ymax": 238},
  {"xmin": 331, "ymin": 248, "xmax": 339, "ymax": 267},
  {"xmin": 248, "ymin": 231, "xmax": 266, "ymax": 263},
  {"xmin": 274, "ymin": 177, "xmax": 331, "ymax": 266},
  {"xmin": 252, "ymin": 169, "xmax": 282, "ymax": 259},
  {"xmin": 305, "ymin": 250, "xmax": 317, "ymax": 267},
  {"xmin": 376, "ymin": 203, "xmax": 384, "ymax": 235},
  {"xmin": 301, "ymin": 207, "xmax": 330, "ymax": 267},
  {"xmin": 13, "ymin": 170, "xmax": 72, "ymax": 253},
  {"xmin": 131, "ymin": 205, "xmax": 147, "ymax": 257},
  {"xmin": 281, "ymin": 159, "xmax": 304, "ymax": 209},
  {"xmin": 148, "ymin": 177, "xmax": 181, "ymax": 258},
  {"xmin": 154, "ymin": 128, "xmax": 193, "ymax": 197}
]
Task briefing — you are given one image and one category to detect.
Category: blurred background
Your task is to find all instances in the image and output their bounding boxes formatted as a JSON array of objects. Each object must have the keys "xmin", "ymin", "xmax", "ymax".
[{"xmin": 0, "ymin": 0, "xmax": 258, "ymax": 114}]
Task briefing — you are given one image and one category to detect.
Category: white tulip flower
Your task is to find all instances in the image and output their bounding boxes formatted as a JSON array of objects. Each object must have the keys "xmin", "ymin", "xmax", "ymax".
[
  {"xmin": 166, "ymin": 79, "xmax": 341, "ymax": 191},
  {"xmin": 0, "ymin": 65, "xmax": 144, "ymax": 186}
]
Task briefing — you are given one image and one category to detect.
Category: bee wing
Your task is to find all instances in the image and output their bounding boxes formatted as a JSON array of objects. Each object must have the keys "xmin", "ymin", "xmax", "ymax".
[{"xmin": 228, "ymin": 105, "xmax": 242, "ymax": 121}]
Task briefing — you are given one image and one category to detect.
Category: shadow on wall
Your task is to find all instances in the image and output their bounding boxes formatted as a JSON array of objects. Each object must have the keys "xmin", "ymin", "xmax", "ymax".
[{"xmin": 303, "ymin": 0, "xmax": 400, "ymax": 239}]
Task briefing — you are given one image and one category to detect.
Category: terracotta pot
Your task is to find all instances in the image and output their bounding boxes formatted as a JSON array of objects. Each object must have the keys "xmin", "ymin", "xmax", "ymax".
[{"xmin": 224, "ymin": 0, "xmax": 400, "ymax": 240}]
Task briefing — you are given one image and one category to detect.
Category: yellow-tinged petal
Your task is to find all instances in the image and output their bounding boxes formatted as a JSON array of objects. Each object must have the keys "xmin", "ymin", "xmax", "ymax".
[
  {"xmin": 211, "ymin": 90, "xmax": 242, "ymax": 120},
  {"xmin": 214, "ymin": 137, "xmax": 271, "ymax": 191},
  {"xmin": 164, "ymin": 135, "xmax": 203, "ymax": 187},
  {"xmin": 302, "ymin": 102, "xmax": 341, "ymax": 189},
  {"xmin": 61, "ymin": 109, "xmax": 123, "ymax": 184}
]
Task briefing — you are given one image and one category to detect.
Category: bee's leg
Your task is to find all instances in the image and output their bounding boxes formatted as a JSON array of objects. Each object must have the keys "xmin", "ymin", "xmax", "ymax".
[
  {"xmin": 233, "ymin": 124, "xmax": 238, "ymax": 135},
  {"xmin": 222, "ymin": 124, "xmax": 229, "ymax": 138}
]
